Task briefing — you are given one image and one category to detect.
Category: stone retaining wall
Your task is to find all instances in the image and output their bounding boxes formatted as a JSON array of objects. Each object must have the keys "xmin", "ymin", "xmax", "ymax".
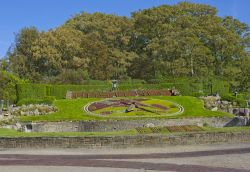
[
  {"xmin": 27, "ymin": 117, "xmax": 232, "ymax": 132},
  {"xmin": 0, "ymin": 131, "xmax": 250, "ymax": 148}
]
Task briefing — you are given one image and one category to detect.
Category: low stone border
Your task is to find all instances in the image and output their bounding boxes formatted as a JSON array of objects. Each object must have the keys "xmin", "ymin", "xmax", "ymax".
[{"xmin": 0, "ymin": 131, "xmax": 250, "ymax": 148}]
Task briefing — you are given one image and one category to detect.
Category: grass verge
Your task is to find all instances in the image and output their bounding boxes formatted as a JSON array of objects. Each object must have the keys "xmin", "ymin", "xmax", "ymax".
[
  {"xmin": 1, "ymin": 126, "xmax": 250, "ymax": 137},
  {"xmin": 0, "ymin": 128, "xmax": 137, "ymax": 137}
]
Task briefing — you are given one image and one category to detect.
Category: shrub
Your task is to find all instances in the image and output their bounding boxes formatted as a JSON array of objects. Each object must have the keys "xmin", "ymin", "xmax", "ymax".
[
  {"xmin": 212, "ymin": 80, "xmax": 230, "ymax": 95},
  {"xmin": 119, "ymin": 79, "xmax": 146, "ymax": 84},
  {"xmin": 0, "ymin": 71, "xmax": 25, "ymax": 102},
  {"xmin": 237, "ymin": 93, "xmax": 250, "ymax": 100},
  {"xmin": 203, "ymin": 122, "xmax": 209, "ymax": 127},
  {"xmin": 221, "ymin": 93, "xmax": 247, "ymax": 107},
  {"xmin": 192, "ymin": 92, "xmax": 205, "ymax": 97},
  {"xmin": 53, "ymin": 69, "xmax": 90, "ymax": 84},
  {"xmin": 147, "ymin": 79, "xmax": 161, "ymax": 84},
  {"xmin": 202, "ymin": 79, "xmax": 230, "ymax": 95}
]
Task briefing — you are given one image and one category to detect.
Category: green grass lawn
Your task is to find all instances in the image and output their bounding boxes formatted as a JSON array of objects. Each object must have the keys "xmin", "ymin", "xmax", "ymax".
[
  {"xmin": 20, "ymin": 96, "xmax": 233, "ymax": 122},
  {"xmin": 151, "ymin": 96, "xmax": 233, "ymax": 118}
]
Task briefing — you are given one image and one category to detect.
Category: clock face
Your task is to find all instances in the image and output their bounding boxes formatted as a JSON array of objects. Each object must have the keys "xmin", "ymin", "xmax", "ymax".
[{"xmin": 84, "ymin": 98, "xmax": 184, "ymax": 118}]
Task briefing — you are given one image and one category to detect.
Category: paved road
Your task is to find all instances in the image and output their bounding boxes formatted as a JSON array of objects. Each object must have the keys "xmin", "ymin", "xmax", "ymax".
[{"xmin": 0, "ymin": 143, "xmax": 250, "ymax": 172}]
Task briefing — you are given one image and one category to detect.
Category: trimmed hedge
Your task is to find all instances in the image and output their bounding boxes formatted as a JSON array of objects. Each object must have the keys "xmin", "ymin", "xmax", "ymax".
[
  {"xmin": 16, "ymin": 80, "xmax": 231, "ymax": 101},
  {"xmin": 17, "ymin": 96, "xmax": 55, "ymax": 106},
  {"xmin": 48, "ymin": 84, "xmax": 110, "ymax": 99},
  {"xmin": 211, "ymin": 80, "xmax": 230, "ymax": 95},
  {"xmin": 16, "ymin": 84, "xmax": 47, "ymax": 101},
  {"xmin": 17, "ymin": 84, "xmax": 113, "ymax": 100},
  {"xmin": 16, "ymin": 83, "xmax": 177, "ymax": 100}
]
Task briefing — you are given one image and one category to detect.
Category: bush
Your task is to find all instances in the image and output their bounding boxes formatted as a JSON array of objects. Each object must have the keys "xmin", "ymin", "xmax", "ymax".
[
  {"xmin": 202, "ymin": 79, "xmax": 230, "ymax": 95},
  {"xmin": 211, "ymin": 80, "xmax": 230, "ymax": 95},
  {"xmin": 238, "ymin": 93, "xmax": 250, "ymax": 100},
  {"xmin": 192, "ymin": 92, "xmax": 205, "ymax": 97},
  {"xmin": 0, "ymin": 71, "xmax": 25, "ymax": 102},
  {"xmin": 119, "ymin": 79, "xmax": 146, "ymax": 84},
  {"xmin": 147, "ymin": 79, "xmax": 161, "ymax": 84},
  {"xmin": 221, "ymin": 93, "xmax": 247, "ymax": 107},
  {"xmin": 53, "ymin": 69, "xmax": 90, "ymax": 84}
]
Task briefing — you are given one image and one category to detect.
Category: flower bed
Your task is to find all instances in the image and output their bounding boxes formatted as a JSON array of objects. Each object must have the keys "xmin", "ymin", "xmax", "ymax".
[
  {"xmin": 88, "ymin": 102, "xmax": 109, "ymax": 111},
  {"xmin": 84, "ymin": 97, "xmax": 183, "ymax": 118},
  {"xmin": 151, "ymin": 104, "xmax": 168, "ymax": 110}
]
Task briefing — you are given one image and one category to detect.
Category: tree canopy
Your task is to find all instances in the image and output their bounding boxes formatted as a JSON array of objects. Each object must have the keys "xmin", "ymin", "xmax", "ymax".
[{"xmin": 6, "ymin": 2, "xmax": 250, "ymax": 91}]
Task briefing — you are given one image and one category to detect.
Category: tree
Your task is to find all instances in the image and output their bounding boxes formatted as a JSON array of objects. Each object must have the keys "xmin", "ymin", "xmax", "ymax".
[
  {"xmin": 64, "ymin": 12, "xmax": 136, "ymax": 79},
  {"xmin": 8, "ymin": 27, "xmax": 40, "ymax": 81},
  {"xmin": 129, "ymin": 2, "xmax": 249, "ymax": 85},
  {"xmin": 64, "ymin": 12, "xmax": 132, "ymax": 50},
  {"xmin": 5, "ymin": 2, "xmax": 250, "ymax": 92}
]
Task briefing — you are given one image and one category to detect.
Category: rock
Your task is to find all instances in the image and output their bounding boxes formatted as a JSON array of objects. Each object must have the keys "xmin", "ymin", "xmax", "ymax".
[
  {"xmin": 3, "ymin": 112, "xmax": 10, "ymax": 116},
  {"xmin": 13, "ymin": 122, "xmax": 22, "ymax": 130},
  {"xmin": 205, "ymin": 103, "xmax": 211, "ymax": 109},
  {"xmin": 197, "ymin": 123, "xmax": 203, "ymax": 127},
  {"xmin": 233, "ymin": 108, "xmax": 239, "ymax": 115},
  {"xmin": 233, "ymin": 108, "xmax": 250, "ymax": 116},
  {"xmin": 228, "ymin": 108, "xmax": 234, "ymax": 114},
  {"xmin": 126, "ymin": 104, "xmax": 136, "ymax": 112},
  {"xmin": 225, "ymin": 116, "xmax": 246, "ymax": 127},
  {"xmin": 34, "ymin": 109, "xmax": 40, "ymax": 115},
  {"xmin": 211, "ymin": 107, "xmax": 218, "ymax": 111},
  {"xmin": 2, "ymin": 125, "xmax": 12, "ymax": 129},
  {"xmin": 221, "ymin": 101, "xmax": 229, "ymax": 105},
  {"xmin": 15, "ymin": 104, "xmax": 56, "ymax": 116},
  {"xmin": 239, "ymin": 108, "xmax": 249, "ymax": 116},
  {"xmin": 145, "ymin": 123, "xmax": 155, "ymax": 127}
]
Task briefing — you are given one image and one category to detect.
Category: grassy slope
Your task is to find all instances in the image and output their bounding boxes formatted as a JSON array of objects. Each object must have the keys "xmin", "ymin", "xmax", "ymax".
[{"xmin": 20, "ymin": 96, "xmax": 233, "ymax": 122}]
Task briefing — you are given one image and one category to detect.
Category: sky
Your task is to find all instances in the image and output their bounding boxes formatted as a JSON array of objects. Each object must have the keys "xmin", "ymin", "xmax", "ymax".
[{"xmin": 0, "ymin": 0, "xmax": 250, "ymax": 58}]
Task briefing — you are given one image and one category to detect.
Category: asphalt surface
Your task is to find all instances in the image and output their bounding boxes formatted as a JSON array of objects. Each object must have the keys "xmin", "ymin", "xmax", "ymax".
[{"xmin": 0, "ymin": 143, "xmax": 250, "ymax": 172}]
